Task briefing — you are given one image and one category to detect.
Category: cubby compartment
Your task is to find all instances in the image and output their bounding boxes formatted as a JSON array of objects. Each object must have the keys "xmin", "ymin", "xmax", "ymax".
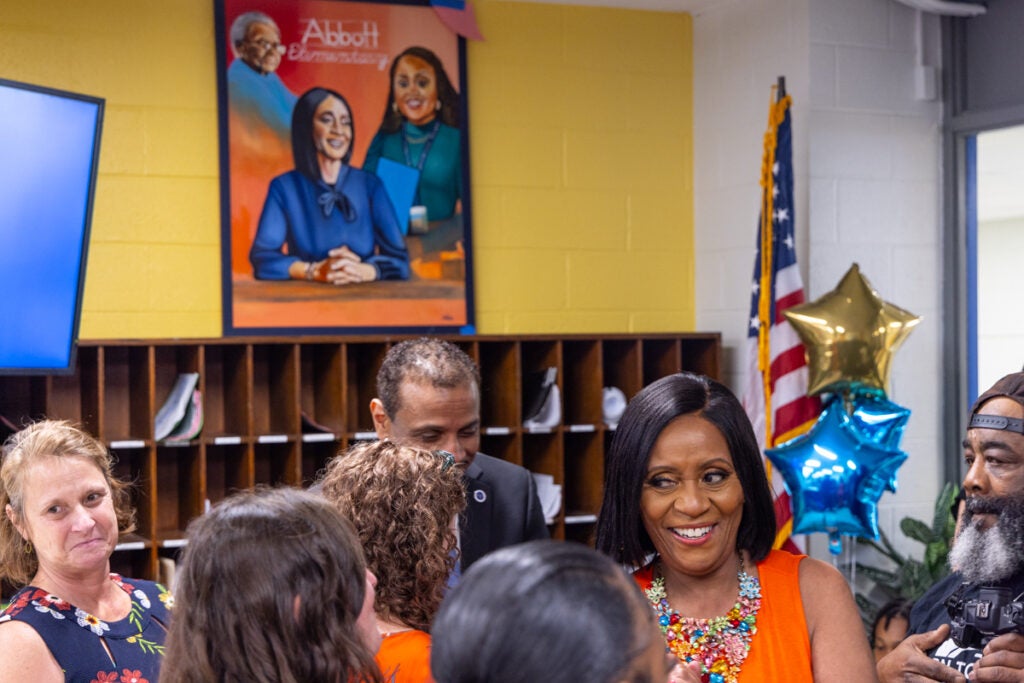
[
  {"xmin": 299, "ymin": 343, "xmax": 345, "ymax": 434},
  {"xmin": 563, "ymin": 430, "xmax": 603, "ymax": 519},
  {"xmin": 562, "ymin": 339, "xmax": 602, "ymax": 428},
  {"xmin": 642, "ymin": 338, "xmax": 681, "ymax": 384},
  {"xmin": 205, "ymin": 442, "xmax": 252, "ymax": 505},
  {"xmin": 254, "ymin": 441, "xmax": 301, "ymax": 487},
  {"xmin": 479, "ymin": 431, "xmax": 521, "ymax": 466},
  {"xmin": 301, "ymin": 439, "xmax": 343, "ymax": 486},
  {"xmin": 104, "ymin": 345, "xmax": 153, "ymax": 442},
  {"xmin": 155, "ymin": 443, "xmax": 203, "ymax": 546},
  {"xmin": 478, "ymin": 340, "xmax": 518, "ymax": 428},
  {"xmin": 53, "ymin": 346, "xmax": 100, "ymax": 431},
  {"xmin": 602, "ymin": 339, "xmax": 643, "ymax": 401},
  {"xmin": 252, "ymin": 344, "xmax": 300, "ymax": 437},
  {"xmin": 344, "ymin": 342, "xmax": 388, "ymax": 435},
  {"xmin": 110, "ymin": 443, "xmax": 155, "ymax": 544},
  {"xmin": 202, "ymin": 343, "xmax": 250, "ymax": 439},
  {"xmin": 110, "ymin": 547, "xmax": 153, "ymax": 582},
  {"xmin": 0, "ymin": 376, "xmax": 45, "ymax": 430}
]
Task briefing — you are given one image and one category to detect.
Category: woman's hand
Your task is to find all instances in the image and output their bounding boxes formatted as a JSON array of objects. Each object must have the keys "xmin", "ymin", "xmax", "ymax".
[
  {"xmin": 325, "ymin": 246, "xmax": 378, "ymax": 285},
  {"xmin": 292, "ymin": 247, "xmax": 378, "ymax": 284}
]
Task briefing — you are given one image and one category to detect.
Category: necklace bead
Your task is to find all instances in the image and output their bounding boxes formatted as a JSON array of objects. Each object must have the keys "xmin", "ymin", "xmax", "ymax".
[{"xmin": 644, "ymin": 561, "xmax": 762, "ymax": 683}]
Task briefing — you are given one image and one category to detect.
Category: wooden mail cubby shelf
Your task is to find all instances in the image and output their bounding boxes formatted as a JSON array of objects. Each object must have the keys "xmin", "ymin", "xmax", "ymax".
[{"xmin": 0, "ymin": 333, "xmax": 720, "ymax": 584}]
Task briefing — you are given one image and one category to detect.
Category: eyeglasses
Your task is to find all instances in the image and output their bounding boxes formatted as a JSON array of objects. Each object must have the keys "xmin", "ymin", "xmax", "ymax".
[
  {"xmin": 434, "ymin": 450, "xmax": 456, "ymax": 472},
  {"xmin": 248, "ymin": 39, "xmax": 286, "ymax": 55}
]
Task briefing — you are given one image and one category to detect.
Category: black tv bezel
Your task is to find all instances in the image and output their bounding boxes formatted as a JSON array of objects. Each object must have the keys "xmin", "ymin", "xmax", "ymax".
[{"xmin": 0, "ymin": 77, "xmax": 104, "ymax": 376}]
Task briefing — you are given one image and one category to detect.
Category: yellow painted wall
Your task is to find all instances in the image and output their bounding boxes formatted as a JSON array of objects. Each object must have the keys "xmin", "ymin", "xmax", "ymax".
[{"xmin": 1, "ymin": 0, "xmax": 692, "ymax": 338}]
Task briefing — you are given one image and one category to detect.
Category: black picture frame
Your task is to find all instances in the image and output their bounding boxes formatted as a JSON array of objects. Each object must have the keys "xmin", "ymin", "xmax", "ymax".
[{"xmin": 215, "ymin": 0, "xmax": 474, "ymax": 336}]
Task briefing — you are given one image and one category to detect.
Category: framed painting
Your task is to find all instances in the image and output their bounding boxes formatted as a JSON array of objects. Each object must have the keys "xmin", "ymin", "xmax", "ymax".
[{"xmin": 215, "ymin": 0, "xmax": 474, "ymax": 335}]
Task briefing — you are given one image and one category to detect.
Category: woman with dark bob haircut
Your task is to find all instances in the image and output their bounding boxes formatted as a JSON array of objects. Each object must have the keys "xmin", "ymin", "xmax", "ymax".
[
  {"xmin": 595, "ymin": 373, "xmax": 874, "ymax": 682},
  {"xmin": 160, "ymin": 487, "xmax": 384, "ymax": 683},
  {"xmin": 250, "ymin": 86, "xmax": 409, "ymax": 283},
  {"xmin": 430, "ymin": 540, "xmax": 681, "ymax": 683}
]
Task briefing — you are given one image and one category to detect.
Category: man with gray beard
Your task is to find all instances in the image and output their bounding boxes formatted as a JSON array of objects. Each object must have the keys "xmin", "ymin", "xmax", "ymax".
[{"xmin": 878, "ymin": 371, "xmax": 1024, "ymax": 683}]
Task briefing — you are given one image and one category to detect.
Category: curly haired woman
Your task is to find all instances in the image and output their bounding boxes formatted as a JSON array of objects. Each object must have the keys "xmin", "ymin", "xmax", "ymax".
[{"xmin": 319, "ymin": 440, "xmax": 465, "ymax": 683}]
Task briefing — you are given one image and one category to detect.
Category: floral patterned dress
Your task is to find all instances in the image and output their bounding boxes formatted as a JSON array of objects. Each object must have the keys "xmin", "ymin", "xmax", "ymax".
[{"xmin": 0, "ymin": 574, "xmax": 172, "ymax": 683}]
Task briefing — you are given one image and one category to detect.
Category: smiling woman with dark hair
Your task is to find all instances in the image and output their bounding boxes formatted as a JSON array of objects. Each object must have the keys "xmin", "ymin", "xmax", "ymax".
[
  {"xmin": 364, "ymin": 46, "xmax": 462, "ymax": 224},
  {"xmin": 595, "ymin": 372, "xmax": 874, "ymax": 682},
  {"xmin": 249, "ymin": 86, "xmax": 409, "ymax": 284}
]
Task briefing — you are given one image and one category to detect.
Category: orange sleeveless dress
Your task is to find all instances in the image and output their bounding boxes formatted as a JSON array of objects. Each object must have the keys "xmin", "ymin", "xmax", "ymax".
[{"xmin": 633, "ymin": 549, "xmax": 813, "ymax": 682}]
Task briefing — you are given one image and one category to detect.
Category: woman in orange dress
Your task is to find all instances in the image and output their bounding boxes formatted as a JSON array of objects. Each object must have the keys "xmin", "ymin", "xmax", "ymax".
[
  {"xmin": 319, "ymin": 441, "xmax": 464, "ymax": 683},
  {"xmin": 595, "ymin": 373, "xmax": 875, "ymax": 682}
]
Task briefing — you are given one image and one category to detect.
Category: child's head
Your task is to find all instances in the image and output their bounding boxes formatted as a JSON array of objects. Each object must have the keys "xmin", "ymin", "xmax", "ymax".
[{"xmin": 871, "ymin": 598, "xmax": 913, "ymax": 662}]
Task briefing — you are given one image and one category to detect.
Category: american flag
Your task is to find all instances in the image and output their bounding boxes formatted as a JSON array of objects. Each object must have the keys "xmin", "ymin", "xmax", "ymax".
[{"xmin": 742, "ymin": 89, "xmax": 821, "ymax": 552}]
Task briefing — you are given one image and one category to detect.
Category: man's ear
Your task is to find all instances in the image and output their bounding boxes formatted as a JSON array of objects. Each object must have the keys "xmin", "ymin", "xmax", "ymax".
[{"xmin": 369, "ymin": 398, "xmax": 391, "ymax": 437}]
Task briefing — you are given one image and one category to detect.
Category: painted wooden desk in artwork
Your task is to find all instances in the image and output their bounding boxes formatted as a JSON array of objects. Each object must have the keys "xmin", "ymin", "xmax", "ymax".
[{"xmin": 231, "ymin": 275, "xmax": 467, "ymax": 329}]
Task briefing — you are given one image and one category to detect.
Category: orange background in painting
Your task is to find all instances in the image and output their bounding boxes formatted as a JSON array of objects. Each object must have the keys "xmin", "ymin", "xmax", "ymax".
[{"xmin": 222, "ymin": 0, "xmax": 460, "ymax": 276}]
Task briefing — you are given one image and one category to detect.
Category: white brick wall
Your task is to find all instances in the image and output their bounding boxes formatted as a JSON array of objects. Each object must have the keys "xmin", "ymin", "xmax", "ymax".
[{"xmin": 694, "ymin": 0, "xmax": 944, "ymax": 560}]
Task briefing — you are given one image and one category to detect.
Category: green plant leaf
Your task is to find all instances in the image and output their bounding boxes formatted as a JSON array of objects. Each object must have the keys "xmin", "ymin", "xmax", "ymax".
[
  {"xmin": 924, "ymin": 546, "xmax": 951, "ymax": 584},
  {"xmin": 854, "ymin": 562, "xmax": 900, "ymax": 587},
  {"xmin": 857, "ymin": 529, "xmax": 906, "ymax": 565},
  {"xmin": 901, "ymin": 517, "xmax": 937, "ymax": 544},
  {"xmin": 931, "ymin": 481, "xmax": 959, "ymax": 535}
]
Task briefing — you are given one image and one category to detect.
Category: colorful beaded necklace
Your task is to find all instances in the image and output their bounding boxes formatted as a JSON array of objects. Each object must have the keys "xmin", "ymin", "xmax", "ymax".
[{"xmin": 644, "ymin": 558, "xmax": 762, "ymax": 683}]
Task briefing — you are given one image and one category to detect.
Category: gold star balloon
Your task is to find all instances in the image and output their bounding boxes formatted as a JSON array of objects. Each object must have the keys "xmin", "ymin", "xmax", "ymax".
[{"xmin": 783, "ymin": 264, "xmax": 921, "ymax": 396}]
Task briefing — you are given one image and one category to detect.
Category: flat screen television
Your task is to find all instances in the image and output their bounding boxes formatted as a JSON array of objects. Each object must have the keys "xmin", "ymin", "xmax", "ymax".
[{"xmin": 0, "ymin": 78, "xmax": 103, "ymax": 375}]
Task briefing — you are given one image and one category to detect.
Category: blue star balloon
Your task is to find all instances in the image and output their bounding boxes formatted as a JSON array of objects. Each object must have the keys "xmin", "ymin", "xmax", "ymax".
[
  {"xmin": 848, "ymin": 393, "xmax": 911, "ymax": 493},
  {"xmin": 848, "ymin": 393, "xmax": 911, "ymax": 450},
  {"xmin": 766, "ymin": 397, "xmax": 907, "ymax": 553}
]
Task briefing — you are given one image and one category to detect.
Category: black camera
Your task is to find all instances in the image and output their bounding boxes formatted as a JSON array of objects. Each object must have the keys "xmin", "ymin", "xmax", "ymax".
[{"xmin": 946, "ymin": 585, "xmax": 1024, "ymax": 649}]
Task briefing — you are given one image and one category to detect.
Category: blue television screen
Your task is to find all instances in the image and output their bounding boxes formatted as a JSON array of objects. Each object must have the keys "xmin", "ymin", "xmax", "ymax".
[{"xmin": 0, "ymin": 78, "xmax": 103, "ymax": 375}]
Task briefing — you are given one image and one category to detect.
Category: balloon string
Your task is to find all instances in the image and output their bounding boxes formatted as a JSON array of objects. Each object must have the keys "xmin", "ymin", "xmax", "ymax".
[{"xmin": 845, "ymin": 535, "xmax": 856, "ymax": 592}]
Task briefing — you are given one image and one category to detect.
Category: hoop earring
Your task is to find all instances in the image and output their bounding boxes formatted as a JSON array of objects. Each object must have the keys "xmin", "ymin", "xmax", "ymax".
[{"xmin": 23, "ymin": 539, "xmax": 32, "ymax": 555}]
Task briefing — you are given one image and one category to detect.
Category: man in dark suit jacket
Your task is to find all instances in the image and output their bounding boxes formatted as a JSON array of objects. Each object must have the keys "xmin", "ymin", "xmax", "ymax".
[{"xmin": 370, "ymin": 337, "xmax": 548, "ymax": 569}]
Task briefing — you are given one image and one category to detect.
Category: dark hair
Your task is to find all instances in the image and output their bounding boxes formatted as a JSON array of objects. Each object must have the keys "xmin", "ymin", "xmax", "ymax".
[
  {"xmin": 292, "ymin": 86, "xmax": 355, "ymax": 181},
  {"xmin": 376, "ymin": 337, "xmax": 480, "ymax": 418},
  {"xmin": 318, "ymin": 440, "xmax": 465, "ymax": 631},
  {"xmin": 161, "ymin": 487, "xmax": 383, "ymax": 683},
  {"xmin": 430, "ymin": 540, "xmax": 655, "ymax": 683},
  {"xmin": 870, "ymin": 598, "xmax": 912, "ymax": 647},
  {"xmin": 595, "ymin": 372, "xmax": 776, "ymax": 568},
  {"xmin": 378, "ymin": 46, "xmax": 460, "ymax": 133}
]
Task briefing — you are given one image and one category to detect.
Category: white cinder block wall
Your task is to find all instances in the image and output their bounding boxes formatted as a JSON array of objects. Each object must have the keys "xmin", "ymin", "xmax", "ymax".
[{"xmin": 694, "ymin": 0, "xmax": 943, "ymax": 560}]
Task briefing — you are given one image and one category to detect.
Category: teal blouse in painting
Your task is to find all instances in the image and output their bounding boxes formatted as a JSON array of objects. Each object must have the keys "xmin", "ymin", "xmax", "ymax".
[{"xmin": 364, "ymin": 120, "xmax": 462, "ymax": 222}]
